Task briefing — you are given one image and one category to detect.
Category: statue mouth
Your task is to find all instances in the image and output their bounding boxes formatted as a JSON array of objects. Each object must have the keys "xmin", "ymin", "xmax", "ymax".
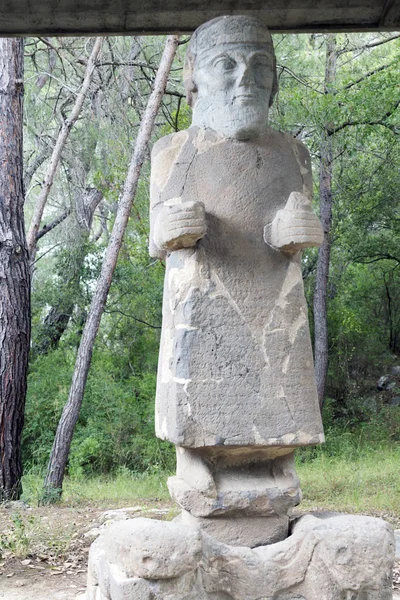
[{"xmin": 233, "ymin": 93, "xmax": 260, "ymax": 105}]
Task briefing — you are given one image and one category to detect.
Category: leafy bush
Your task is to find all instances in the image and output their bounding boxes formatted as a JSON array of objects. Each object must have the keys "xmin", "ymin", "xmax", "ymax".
[{"xmin": 23, "ymin": 349, "xmax": 174, "ymax": 476}]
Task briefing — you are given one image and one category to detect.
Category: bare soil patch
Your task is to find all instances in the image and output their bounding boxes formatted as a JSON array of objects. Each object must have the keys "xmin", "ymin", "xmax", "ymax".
[{"xmin": 0, "ymin": 504, "xmax": 102, "ymax": 599}]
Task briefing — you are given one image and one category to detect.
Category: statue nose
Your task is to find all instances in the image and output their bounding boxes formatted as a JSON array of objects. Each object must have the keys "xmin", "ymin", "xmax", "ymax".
[{"xmin": 237, "ymin": 65, "xmax": 254, "ymax": 87}]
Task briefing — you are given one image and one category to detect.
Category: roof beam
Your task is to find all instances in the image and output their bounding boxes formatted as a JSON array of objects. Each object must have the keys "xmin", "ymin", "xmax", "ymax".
[
  {"xmin": 380, "ymin": 0, "xmax": 400, "ymax": 27},
  {"xmin": 0, "ymin": 1, "xmax": 399, "ymax": 36}
]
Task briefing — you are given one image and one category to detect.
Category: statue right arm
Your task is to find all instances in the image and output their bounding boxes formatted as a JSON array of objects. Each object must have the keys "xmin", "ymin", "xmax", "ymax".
[{"xmin": 149, "ymin": 132, "xmax": 206, "ymax": 259}]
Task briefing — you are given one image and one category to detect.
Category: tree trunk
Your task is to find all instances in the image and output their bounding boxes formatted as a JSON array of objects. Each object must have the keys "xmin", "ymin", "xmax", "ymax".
[
  {"xmin": 0, "ymin": 38, "xmax": 31, "ymax": 501},
  {"xmin": 26, "ymin": 37, "xmax": 103, "ymax": 258},
  {"xmin": 43, "ymin": 35, "xmax": 180, "ymax": 500},
  {"xmin": 313, "ymin": 34, "xmax": 337, "ymax": 410}
]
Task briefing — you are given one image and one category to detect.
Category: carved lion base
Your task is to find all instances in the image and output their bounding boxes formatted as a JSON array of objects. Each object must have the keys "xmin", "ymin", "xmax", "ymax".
[{"xmin": 85, "ymin": 513, "xmax": 394, "ymax": 600}]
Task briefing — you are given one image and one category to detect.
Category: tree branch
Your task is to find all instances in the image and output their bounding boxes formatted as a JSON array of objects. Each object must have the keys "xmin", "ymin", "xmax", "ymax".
[
  {"xmin": 104, "ymin": 309, "xmax": 161, "ymax": 329},
  {"xmin": 277, "ymin": 64, "xmax": 324, "ymax": 94},
  {"xmin": 26, "ymin": 37, "xmax": 104, "ymax": 258},
  {"xmin": 354, "ymin": 253, "xmax": 400, "ymax": 265},
  {"xmin": 327, "ymin": 99, "xmax": 400, "ymax": 136},
  {"xmin": 340, "ymin": 60, "xmax": 398, "ymax": 92},
  {"xmin": 36, "ymin": 208, "xmax": 71, "ymax": 241},
  {"xmin": 338, "ymin": 34, "xmax": 400, "ymax": 55}
]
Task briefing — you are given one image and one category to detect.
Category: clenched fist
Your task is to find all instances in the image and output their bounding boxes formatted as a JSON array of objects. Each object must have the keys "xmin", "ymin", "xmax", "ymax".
[
  {"xmin": 264, "ymin": 191, "xmax": 323, "ymax": 253},
  {"xmin": 153, "ymin": 199, "xmax": 207, "ymax": 252}
]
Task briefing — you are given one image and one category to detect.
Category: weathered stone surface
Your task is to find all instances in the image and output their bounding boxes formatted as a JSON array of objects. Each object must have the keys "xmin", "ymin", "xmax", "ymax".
[
  {"xmin": 84, "ymin": 16, "xmax": 394, "ymax": 600},
  {"xmin": 186, "ymin": 16, "xmax": 277, "ymax": 141},
  {"xmin": 180, "ymin": 509, "xmax": 289, "ymax": 547},
  {"xmin": 395, "ymin": 528, "xmax": 400, "ymax": 558},
  {"xmin": 102, "ymin": 518, "xmax": 202, "ymax": 579},
  {"xmin": 169, "ymin": 451, "xmax": 301, "ymax": 518},
  {"xmin": 151, "ymin": 126, "xmax": 324, "ymax": 449},
  {"xmin": 86, "ymin": 514, "xmax": 394, "ymax": 599},
  {"xmin": 378, "ymin": 375, "xmax": 393, "ymax": 390},
  {"xmin": 265, "ymin": 191, "xmax": 323, "ymax": 253},
  {"xmin": 86, "ymin": 538, "xmax": 111, "ymax": 600},
  {"xmin": 169, "ymin": 474, "xmax": 299, "ymax": 517},
  {"xmin": 109, "ymin": 565, "xmax": 151, "ymax": 600}
]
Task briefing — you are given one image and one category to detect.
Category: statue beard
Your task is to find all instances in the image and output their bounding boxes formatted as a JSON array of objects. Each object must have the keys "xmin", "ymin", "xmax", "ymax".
[{"xmin": 192, "ymin": 98, "xmax": 269, "ymax": 141}]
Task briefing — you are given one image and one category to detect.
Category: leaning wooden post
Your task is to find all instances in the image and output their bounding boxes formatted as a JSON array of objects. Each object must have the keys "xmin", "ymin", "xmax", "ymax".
[{"xmin": 43, "ymin": 35, "xmax": 180, "ymax": 500}]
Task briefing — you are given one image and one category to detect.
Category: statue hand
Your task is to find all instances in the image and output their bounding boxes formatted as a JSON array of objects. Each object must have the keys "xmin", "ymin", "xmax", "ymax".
[
  {"xmin": 153, "ymin": 199, "xmax": 207, "ymax": 252},
  {"xmin": 264, "ymin": 192, "xmax": 323, "ymax": 253}
]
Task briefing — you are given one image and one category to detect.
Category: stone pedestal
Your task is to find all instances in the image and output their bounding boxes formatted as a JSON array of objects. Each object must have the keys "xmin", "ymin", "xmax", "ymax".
[
  {"xmin": 179, "ymin": 510, "xmax": 289, "ymax": 547},
  {"xmin": 86, "ymin": 513, "xmax": 394, "ymax": 600},
  {"xmin": 169, "ymin": 447, "xmax": 300, "ymax": 547}
]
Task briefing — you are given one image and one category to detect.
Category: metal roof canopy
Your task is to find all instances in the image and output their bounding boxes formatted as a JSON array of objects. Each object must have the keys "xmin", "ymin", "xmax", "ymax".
[{"xmin": 0, "ymin": 0, "xmax": 399, "ymax": 36}]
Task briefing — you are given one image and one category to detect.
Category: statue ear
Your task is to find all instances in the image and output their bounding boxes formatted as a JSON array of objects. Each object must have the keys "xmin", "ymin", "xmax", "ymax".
[
  {"xmin": 269, "ymin": 55, "xmax": 279, "ymax": 107},
  {"xmin": 186, "ymin": 80, "xmax": 198, "ymax": 107},
  {"xmin": 183, "ymin": 52, "xmax": 198, "ymax": 107}
]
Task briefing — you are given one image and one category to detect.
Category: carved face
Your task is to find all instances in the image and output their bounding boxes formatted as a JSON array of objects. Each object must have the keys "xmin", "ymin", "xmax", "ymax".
[{"xmin": 192, "ymin": 43, "xmax": 274, "ymax": 140}]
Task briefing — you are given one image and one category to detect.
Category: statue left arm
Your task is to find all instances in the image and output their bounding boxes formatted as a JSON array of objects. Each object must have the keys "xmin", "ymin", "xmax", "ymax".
[{"xmin": 264, "ymin": 138, "xmax": 323, "ymax": 253}]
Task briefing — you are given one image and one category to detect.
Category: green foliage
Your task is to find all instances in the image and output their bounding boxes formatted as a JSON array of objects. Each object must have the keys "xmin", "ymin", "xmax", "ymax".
[
  {"xmin": 297, "ymin": 395, "xmax": 400, "ymax": 467},
  {"xmin": 272, "ymin": 32, "xmax": 400, "ymax": 406},
  {"xmin": 24, "ymin": 350, "xmax": 174, "ymax": 476},
  {"xmin": 297, "ymin": 445, "xmax": 400, "ymax": 514}
]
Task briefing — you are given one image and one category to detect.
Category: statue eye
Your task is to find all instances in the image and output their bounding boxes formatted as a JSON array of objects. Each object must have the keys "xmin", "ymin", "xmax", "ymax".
[
  {"xmin": 254, "ymin": 61, "xmax": 269, "ymax": 70},
  {"xmin": 213, "ymin": 56, "xmax": 236, "ymax": 72},
  {"xmin": 251, "ymin": 55, "xmax": 273, "ymax": 70}
]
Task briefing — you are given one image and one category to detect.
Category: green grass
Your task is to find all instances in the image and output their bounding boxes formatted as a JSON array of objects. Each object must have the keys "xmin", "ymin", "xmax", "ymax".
[
  {"xmin": 296, "ymin": 443, "xmax": 400, "ymax": 516},
  {"xmin": 21, "ymin": 469, "xmax": 171, "ymax": 507}
]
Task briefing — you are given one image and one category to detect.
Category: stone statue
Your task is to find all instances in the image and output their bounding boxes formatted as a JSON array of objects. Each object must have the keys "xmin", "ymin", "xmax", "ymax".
[
  {"xmin": 149, "ymin": 14, "xmax": 324, "ymax": 546},
  {"xmin": 85, "ymin": 16, "xmax": 394, "ymax": 600}
]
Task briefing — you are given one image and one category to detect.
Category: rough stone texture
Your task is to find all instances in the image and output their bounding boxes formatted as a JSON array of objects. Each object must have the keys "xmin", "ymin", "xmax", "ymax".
[
  {"xmin": 150, "ymin": 18, "xmax": 324, "ymax": 453},
  {"xmin": 84, "ymin": 507, "xmax": 171, "ymax": 542},
  {"xmin": 169, "ymin": 450, "xmax": 301, "ymax": 518},
  {"xmin": 102, "ymin": 518, "xmax": 202, "ymax": 579},
  {"xmin": 180, "ymin": 509, "xmax": 289, "ymax": 547},
  {"xmin": 150, "ymin": 125, "xmax": 324, "ymax": 449},
  {"xmin": 108, "ymin": 565, "xmax": 151, "ymax": 600},
  {"xmin": 147, "ymin": 17, "xmax": 325, "ymax": 544},
  {"xmin": 265, "ymin": 191, "xmax": 324, "ymax": 252},
  {"xmin": 186, "ymin": 17, "xmax": 277, "ymax": 140},
  {"xmin": 395, "ymin": 529, "xmax": 400, "ymax": 558},
  {"xmin": 86, "ymin": 514, "xmax": 394, "ymax": 599}
]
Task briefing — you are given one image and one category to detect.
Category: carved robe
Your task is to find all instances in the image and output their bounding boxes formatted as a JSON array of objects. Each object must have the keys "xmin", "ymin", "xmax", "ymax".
[{"xmin": 150, "ymin": 126, "xmax": 324, "ymax": 449}]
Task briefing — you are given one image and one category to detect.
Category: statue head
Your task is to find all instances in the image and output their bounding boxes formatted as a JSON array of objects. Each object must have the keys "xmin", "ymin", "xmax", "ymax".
[{"xmin": 184, "ymin": 16, "xmax": 278, "ymax": 140}]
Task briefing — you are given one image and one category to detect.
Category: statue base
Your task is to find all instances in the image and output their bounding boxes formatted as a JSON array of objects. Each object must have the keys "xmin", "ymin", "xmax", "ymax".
[
  {"xmin": 178, "ymin": 509, "xmax": 289, "ymax": 547},
  {"xmin": 85, "ymin": 513, "xmax": 394, "ymax": 600}
]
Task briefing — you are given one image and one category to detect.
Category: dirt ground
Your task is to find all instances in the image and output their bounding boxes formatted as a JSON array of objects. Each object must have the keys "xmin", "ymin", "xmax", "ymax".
[
  {"xmin": 0, "ymin": 559, "xmax": 86, "ymax": 600},
  {"xmin": 1, "ymin": 503, "xmax": 400, "ymax": 600},
  {"xmin": 0, "ymin": 504, "xmax": 102, "ymax": 600}
]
